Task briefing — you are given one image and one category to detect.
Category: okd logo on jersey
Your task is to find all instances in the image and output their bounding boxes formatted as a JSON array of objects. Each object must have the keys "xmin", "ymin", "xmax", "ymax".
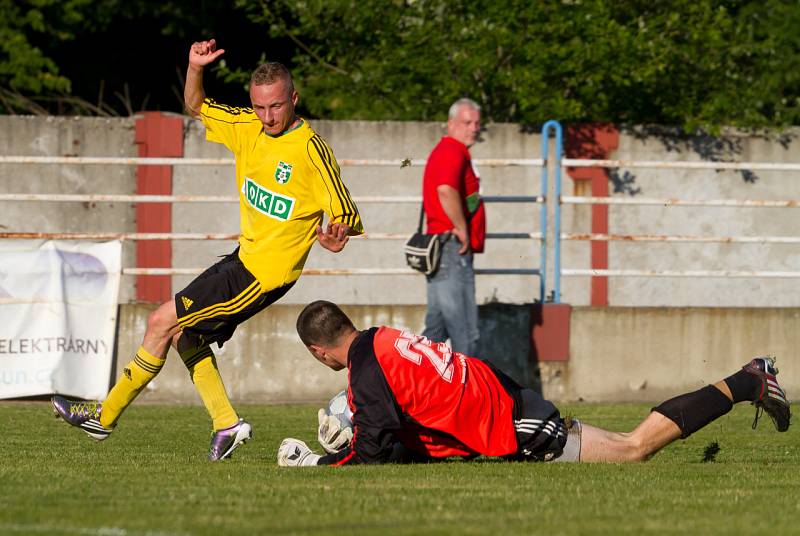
[
  {"xmin": 242, "ymin": 177, "xmax": 295, "ymax": 221},
  {"xmin": 275, "ymin": 161, "xmax": 293, "ymax": 184}
]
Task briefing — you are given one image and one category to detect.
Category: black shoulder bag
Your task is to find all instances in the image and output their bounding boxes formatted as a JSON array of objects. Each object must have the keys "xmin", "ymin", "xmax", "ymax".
[{"xmin": 403, "ymin": 203, "xmax": 442, "ymax": 275}]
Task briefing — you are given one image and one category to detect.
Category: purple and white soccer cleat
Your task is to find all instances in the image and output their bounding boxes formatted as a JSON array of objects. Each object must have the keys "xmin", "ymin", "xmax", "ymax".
[
  {"xmin": 743, "ymin": 356, "xmax": 791, "ymax": 432},
  {"xmin": 51, "ymin": 395, "xmax": 114, "ymax": 441},
  {"xmin": 208, "ymin": 418, "xmax": 252, "ymax": 461}
]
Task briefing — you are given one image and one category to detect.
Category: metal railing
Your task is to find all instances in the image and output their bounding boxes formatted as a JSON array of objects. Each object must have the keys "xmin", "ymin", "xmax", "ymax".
[
  {"xmin": 0, "ymin": 155, "xmax": 549, "ymax": 302},
  {"xmin": 5, "ymin": 121, "xmax": 800, "ymax": 305},
  {"xmin": 540, "ymin": 123, "xmax": 800, "ymax": 302}
]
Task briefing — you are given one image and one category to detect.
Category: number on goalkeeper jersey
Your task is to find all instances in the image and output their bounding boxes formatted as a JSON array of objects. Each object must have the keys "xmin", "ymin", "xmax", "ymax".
[{"xmin": 393, "ymin": 330, "xmax": 459, "ymax": 383}]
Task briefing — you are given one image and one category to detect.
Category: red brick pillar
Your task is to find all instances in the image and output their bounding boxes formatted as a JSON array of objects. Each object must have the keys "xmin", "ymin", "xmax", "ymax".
[
  {"xmin": 134, "ymin": 112, "xmax": 184, "ymax": 303},
  {"xmin": 565, "ymin": 124, "xmax": 619, "ymax": 307}
]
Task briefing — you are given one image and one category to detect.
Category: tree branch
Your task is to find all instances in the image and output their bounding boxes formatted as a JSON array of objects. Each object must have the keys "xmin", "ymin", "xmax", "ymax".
[{"xmin": 259, "ymin": 0, "xmax": 350, "ymax": 77}]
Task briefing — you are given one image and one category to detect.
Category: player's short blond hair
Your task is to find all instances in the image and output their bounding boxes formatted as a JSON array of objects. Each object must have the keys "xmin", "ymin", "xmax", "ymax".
[{"xmin": 250, "ymin": 62, "xmax": 294, "ymax": 92}]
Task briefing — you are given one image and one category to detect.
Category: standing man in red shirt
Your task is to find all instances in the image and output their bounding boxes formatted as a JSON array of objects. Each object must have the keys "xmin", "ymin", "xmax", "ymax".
[
  {"xmin": 277, "ymin": 301, "xmax": 791, "ymax": 466},
  {"xmin": 422, "ymin": 98, "xmax": 486, "ymax": 356}
]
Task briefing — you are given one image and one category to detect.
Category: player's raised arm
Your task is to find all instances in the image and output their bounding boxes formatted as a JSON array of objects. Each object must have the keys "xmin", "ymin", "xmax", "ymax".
[{"xmin": 184, "ymin": 39, "xmax": 225, "ymax": 118}]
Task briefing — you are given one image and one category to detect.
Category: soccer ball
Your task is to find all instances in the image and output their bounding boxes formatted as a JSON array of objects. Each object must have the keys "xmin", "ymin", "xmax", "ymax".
[{"xmin": 326, "ymin": 389, "xmax": 354, "ymax": 430}]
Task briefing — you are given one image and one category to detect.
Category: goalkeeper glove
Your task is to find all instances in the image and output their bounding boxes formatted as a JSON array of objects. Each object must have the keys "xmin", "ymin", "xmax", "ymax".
[
  {"xmin": 277, "ymin": 438, "xmax": 321, "ymax": 467},
  {"xmin": 317, "ymin": 408, "xmax": 353, "ymax": 454}
]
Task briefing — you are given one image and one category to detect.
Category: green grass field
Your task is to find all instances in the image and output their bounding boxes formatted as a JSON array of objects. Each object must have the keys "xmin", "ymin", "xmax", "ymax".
[{"xmin": 1, "ymin": 401, "xmax": 797, "ymax": 535}]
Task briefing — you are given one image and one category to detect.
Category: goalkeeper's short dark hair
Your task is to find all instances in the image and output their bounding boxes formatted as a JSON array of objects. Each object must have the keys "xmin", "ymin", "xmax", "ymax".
[{"xmin": 296, "ymin": 300, "xmax": 356, "ymax": 347}]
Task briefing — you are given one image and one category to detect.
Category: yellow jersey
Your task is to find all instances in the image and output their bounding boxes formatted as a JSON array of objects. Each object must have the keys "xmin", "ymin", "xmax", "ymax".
[{"xmin": 200, "ymin": 98, "xmax": 364, "ymax": 290}]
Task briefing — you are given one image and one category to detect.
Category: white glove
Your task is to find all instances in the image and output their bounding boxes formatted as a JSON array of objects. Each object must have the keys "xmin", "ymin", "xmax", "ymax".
[
  {"xmin": 277, "ymin": 438, "xmax": 321, "ymax": 467},
  {"xmin": 317, "ymin": 408, "xmax": 354, "ymax": 454}
]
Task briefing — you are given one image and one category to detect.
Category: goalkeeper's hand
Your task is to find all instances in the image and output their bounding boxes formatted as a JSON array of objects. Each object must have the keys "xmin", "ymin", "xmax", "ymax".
[
  {"xmin": 277, "ymin": 438, "xmax": 321, "ymax": 467},
  {"xmin": 318, "ymin": 408, "xmax": 353, "ymax": 454}
]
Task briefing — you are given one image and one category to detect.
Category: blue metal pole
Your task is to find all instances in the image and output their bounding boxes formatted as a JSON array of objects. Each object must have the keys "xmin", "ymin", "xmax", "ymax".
[
  {"xmin": 541, "ymin": 120, "xmax": 563, "ymax": 303},
  {"xmin": 539, "ymin": 126, "xmax": 549, "ymax": 303}
]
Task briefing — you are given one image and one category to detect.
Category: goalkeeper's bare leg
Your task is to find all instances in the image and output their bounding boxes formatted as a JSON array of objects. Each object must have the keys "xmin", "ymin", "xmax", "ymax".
[{"xmin": 577, "ymin": 356, "xmax": 790, "ymax": 462}]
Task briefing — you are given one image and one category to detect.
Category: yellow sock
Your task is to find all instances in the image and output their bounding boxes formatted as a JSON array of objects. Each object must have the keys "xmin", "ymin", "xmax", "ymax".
[
  {"xmin": 101, "ymin": 346, "xmax": 165, "ymax": 428},
  {"xmin": 181, "ymin": 346, "xmax": 239, "ymax": 431}
]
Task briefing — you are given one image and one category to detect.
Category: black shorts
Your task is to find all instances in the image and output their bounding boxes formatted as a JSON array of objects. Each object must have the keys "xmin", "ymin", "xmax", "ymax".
[
  {"xmin": 175, "ymin": 249, "xmax": 295, "ymax": 349},
  {"xmin": 508, "ymin": 388, "xmax": 568, "ymax": 462},
  {"xmin": 479, "ymin": 360, "xmax": 567, "ymax": 461}
]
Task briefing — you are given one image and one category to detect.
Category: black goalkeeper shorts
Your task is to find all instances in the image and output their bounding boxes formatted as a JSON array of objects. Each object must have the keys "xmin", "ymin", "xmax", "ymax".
[
  {"xmin": 508, "ymin": 388, "xmax": 568, "ymax": 462},
  {"xmin": 174, "ymin": 249, "xmax": 294, "ymax": 349}
]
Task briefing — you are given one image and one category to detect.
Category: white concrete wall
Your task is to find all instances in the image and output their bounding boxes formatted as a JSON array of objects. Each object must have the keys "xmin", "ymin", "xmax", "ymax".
[
  {"xmin": 0, "ymin": 116, "xmax": 138, "ymax": 302},
  {"xmin": 177, "ymin": 119, "xmax": 800, "ymax": 307},
  {"xmin": 561, "ymin": 130, "xmax": 800, "ymax": 307},
  {"xmin": 175, "ymin": 119, "xmax": 544, "ymax": 306},
  {"xmin": 561, "ymin": 306, "xmax": 800, "ymax": 402},
  {"xmin": 4, "ymin": 116, "xmax": 798, "ymax": 405},
  {"xmin": 2, "ymin": 116, "xmax": 800, "ymax": 307},
  {"xmin": 115, "ymin": 304, "xmax": 800, "ymax": 404}
]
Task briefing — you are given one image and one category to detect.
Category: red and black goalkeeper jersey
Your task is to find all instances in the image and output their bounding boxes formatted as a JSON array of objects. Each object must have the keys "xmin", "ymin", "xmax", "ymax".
[{"xmin": 319, "ymin": 326, "xmax": 521, "ymax": 466}]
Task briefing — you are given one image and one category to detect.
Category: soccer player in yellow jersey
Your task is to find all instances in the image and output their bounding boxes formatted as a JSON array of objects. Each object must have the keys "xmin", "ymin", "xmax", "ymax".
[{"xmin": 52, "ymin": 38, "xmax": 364, "ymax": 460}]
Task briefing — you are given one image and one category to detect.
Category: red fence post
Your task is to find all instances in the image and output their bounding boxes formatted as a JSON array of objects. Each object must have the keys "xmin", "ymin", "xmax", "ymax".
[
  {"xmin": 134, "ymin": 112, "xmax": 184, "ymax": 303},
  {"xmin": 565, "ymin": 124, "xmax": 619, "ymax": 307}
]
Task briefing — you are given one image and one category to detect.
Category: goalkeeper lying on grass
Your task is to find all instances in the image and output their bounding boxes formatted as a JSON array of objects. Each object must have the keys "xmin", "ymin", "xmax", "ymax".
[{"xmin": 278, "ymin": 300, "xmax": 791, "ymax": 466}]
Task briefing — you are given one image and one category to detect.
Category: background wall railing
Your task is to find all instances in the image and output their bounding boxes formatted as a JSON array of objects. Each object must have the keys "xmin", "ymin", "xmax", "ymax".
[
  {"xmin": 0, "ymin": 155, "xmax": 548, "ymax": 301},
  {"xmin": 4, "ymin": 119, "xmax": 800, "ymax": 306},
  {"xmin": 553, "ymin": 158, "xmax": 800, "ymax": 302},
  {"xmin": 536, "ymin": 121, "xmax": 800, "ymax": 303}
]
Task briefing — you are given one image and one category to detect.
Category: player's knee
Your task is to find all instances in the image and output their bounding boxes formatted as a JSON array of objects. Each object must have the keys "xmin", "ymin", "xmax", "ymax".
[
  {"xmin": 620, "ymin": 433, "xmax": 649, "ymax": 462},
  {"xmin": 146, "ymin": 303, "xmax": 178, "ymax": 338},
  {"xmin": 630, "ymin": 438, "xmax": 650, "ymax": 462}
]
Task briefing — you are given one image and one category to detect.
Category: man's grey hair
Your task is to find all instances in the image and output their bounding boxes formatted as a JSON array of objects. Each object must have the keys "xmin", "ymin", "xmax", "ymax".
[{"xmin": 448, "ymin": 98, "xmax": 481, "ymax": 119}]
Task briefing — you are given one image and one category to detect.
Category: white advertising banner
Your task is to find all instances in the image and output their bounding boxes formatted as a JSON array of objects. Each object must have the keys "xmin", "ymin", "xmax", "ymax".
[{"xmin": 0, "ymin": 240, "xmax": 121, "ymax": 400}]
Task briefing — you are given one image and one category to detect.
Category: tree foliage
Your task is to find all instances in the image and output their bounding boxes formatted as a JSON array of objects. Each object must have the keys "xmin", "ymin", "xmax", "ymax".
[
  {"xmin": 0, "ymin": 1, "xmax": 285, "ymax": 115},
  {"xmin": 0, "ymin": 0, "xmax": 91, "ymax": 94},
  {"xmin": 243, "ymin": 0, "xmax": 800, "ymax": 131},
  {"xmin": 2, "ymin": 0, "xmax": 800, "ymax": 130}
]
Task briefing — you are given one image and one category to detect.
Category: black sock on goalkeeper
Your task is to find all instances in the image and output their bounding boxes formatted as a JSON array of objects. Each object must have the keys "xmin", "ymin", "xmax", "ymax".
[
  {"xmin": 722, "ymin": 369, "xmax": 760, "ymax": 403},
  {"xmin": 653, "ymin": 385, "xmax": 733, "ymax": 439}
]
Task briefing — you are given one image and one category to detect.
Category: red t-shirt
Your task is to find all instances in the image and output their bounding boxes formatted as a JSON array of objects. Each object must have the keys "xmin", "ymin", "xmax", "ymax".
[{"xmin": 423, "ymin": 136, "xmax": 487, "ymax": 253}]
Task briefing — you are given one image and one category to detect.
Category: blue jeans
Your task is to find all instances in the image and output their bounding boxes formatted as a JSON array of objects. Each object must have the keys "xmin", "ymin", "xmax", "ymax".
[{"xmin": 422, "ymin": 238, "xmax": 479, "ymax": 356}]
